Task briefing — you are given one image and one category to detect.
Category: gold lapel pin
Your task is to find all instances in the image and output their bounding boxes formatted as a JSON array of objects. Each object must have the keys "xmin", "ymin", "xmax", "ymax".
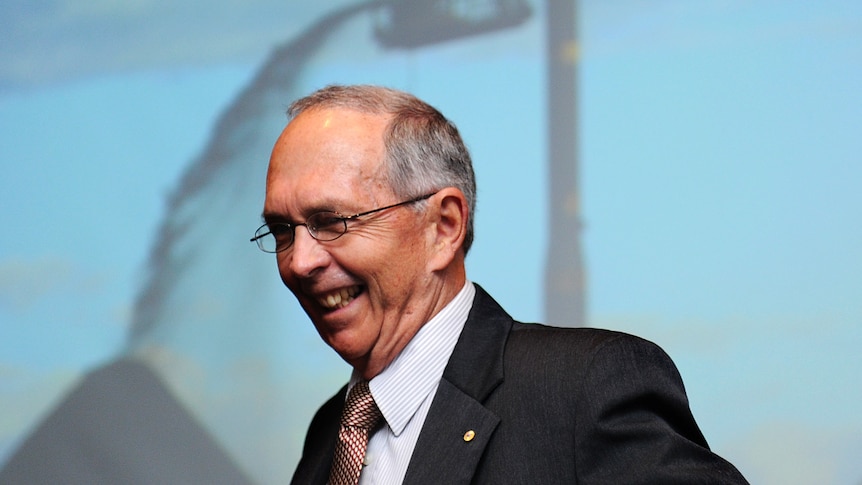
[{"xmin": 463, "ymin": 430, "xmax": 476, "ymax": 442}]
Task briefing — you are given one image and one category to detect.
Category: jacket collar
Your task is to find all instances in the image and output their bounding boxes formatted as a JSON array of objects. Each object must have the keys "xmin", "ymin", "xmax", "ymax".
[
  {"xmin": 441, "ymin": 284, "xmax": 513, "ymax": 401},
  {"xmin": 402, "ymin": 284, "xmax": 514, "ymax": 484}
]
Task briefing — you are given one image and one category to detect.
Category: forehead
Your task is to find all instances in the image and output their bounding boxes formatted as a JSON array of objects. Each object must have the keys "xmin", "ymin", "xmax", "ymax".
[{"xmin": 265, "ymin": 108, "xmax": 391, "ymax": 214}]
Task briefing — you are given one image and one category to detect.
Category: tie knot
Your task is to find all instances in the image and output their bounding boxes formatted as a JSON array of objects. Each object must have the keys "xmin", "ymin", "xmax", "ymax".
[{"xmin": 341, "ymin": 381, "xmax": 381, "ymax": 429}]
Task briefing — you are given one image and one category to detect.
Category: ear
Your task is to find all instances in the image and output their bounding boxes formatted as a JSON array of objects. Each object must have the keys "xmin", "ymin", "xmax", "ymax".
[{"xmin": 426, "ymin": 187, "xmax": 468, "ymax": 272}]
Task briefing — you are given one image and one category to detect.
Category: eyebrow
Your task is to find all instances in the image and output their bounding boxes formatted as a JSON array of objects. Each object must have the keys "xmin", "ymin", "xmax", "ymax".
[
  {"xmin": 261, "ymin": 199, "xmax": 357, "ymax": 223},
  {"xmin": 261, "ymin": 212, "xmax": 290, "ymax": 224}
]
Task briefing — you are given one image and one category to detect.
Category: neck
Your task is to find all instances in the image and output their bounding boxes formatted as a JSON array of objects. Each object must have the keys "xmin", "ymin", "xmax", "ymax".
[{"xmin": 353, "ymin": 270, "xmax": 466, "ymax": 380}]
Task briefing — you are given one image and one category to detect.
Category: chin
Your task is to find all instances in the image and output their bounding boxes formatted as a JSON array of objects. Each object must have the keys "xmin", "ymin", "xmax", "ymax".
[{"xmin": 322, "ymin": 327, "xmax": 370, "ymax": 361}]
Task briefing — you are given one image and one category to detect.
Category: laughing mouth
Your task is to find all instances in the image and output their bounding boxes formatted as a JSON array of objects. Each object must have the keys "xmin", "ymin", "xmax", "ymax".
[{"xmin": 318, "ymin": 285, "xmax": 361, "ymax": 310}]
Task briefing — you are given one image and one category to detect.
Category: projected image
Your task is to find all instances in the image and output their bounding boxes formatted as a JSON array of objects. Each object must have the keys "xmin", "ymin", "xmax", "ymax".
[{"xmin": 2, "ymin": 1, "xmax": 860, "ymax": 484}]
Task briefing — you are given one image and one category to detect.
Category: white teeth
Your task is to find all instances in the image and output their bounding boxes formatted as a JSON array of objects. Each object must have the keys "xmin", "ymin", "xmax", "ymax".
[{"xmin": 318, "ymin": 286, "xmax": 359, "ymax": 309}]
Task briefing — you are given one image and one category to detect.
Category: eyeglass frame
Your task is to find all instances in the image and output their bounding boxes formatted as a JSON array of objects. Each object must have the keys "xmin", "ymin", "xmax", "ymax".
[{"xmin": 250, "ymin": 192, "xmax": 437, "ymax": 253}]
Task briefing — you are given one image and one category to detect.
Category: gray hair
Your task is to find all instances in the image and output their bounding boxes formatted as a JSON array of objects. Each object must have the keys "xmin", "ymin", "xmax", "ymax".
[{"xmin": 288, "ymin": 84, "xmax": 477, "ymax": 253}]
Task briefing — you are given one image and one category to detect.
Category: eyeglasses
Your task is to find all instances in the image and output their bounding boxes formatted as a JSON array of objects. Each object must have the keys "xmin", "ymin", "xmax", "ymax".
[{"xmin": 251, "ymin": 192, "xmax": 436, "ymax": 253}]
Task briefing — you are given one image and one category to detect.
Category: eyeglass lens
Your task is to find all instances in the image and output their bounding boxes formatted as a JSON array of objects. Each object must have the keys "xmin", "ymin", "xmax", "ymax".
[{"xmin": 255, "ymin": 212, "xmax": 348, "ymax": 252}]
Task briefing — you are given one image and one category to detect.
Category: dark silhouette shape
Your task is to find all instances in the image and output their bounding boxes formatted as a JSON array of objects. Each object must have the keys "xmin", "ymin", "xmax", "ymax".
[
  {"xmin": 374, "ymin": 0, "xmax": 531, "ymax": 48},
  {"xmin": 0, "ymin": 359, "xmax": 254, "ymax": 484}
]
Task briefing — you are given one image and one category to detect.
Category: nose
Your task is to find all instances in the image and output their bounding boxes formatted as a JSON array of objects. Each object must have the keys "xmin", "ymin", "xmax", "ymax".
[{"xmin": 284, "ymin": 225, "xmax": 329, "ymax": 278}]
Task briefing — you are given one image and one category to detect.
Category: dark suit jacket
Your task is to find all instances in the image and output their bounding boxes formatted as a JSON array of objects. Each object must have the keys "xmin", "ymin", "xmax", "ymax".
[{"xmin": 292, "ymin": 285, "xmax": 748, "ymax": 484}]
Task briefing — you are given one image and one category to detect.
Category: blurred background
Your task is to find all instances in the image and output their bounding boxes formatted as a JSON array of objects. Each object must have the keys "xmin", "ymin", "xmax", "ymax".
[{"xmin": 1, "ymin": 1, "xmax": 860, "ymax": 483}]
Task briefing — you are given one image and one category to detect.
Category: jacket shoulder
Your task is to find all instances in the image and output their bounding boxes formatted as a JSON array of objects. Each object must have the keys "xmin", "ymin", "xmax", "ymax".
[
  {"xmin": 507, "ymin": 323, "xmax": 668, "ymax": 368},
  {"xmin": 289, "ymin": 386, "xmax": 345, "ymax": 485}
]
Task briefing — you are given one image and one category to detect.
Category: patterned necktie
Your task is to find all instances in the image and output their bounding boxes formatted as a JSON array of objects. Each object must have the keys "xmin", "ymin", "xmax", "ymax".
[{"xmin": 329, "ymin": 381, "xmax": 382, "ymax": 485}]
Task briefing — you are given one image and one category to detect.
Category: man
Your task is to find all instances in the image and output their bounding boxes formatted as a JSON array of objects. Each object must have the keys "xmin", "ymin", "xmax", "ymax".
[{"xmin": 253, "ymin": 85, "xmax": 747, "ymax": 484}]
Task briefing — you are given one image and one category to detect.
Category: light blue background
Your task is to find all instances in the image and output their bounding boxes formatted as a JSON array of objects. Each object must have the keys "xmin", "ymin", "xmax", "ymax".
[{"xmin": 2, "ymin": 2, "xmax": 860, "ymax": 484}]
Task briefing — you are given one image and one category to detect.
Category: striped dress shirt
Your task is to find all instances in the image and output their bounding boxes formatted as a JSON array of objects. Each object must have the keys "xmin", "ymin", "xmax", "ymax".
[{"xmin": 353, "ymin": 281, "xmax": 475, "ymax": 485}]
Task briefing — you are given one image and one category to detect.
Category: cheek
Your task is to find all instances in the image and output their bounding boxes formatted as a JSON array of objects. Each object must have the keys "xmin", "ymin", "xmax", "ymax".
[
  {"xmin": 377, "ymin": 238, "xmax": 430, "ymax": 291},
  {"xmin": 275, "ymin": 254, "xmax": 295, "ymax": 287}
]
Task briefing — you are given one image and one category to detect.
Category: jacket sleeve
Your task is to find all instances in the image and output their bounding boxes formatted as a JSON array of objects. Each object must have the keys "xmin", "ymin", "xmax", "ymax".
[
  {"xmin": 290, "ymin": 387, "xmax": 345, "ymax": 485},
  {"xmin": 573, "ymin": 334, "xmax": 748, "ymax": 484}
]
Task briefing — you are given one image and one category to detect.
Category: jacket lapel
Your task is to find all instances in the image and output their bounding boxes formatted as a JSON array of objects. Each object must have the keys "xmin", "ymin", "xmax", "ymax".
[
  {"xmin": 402, "ymin": 285, "xmax": 514, "ymax": 484},
  {"xmin": 401, "ymin": 379, "xmax": 500, "ymax": 484}
]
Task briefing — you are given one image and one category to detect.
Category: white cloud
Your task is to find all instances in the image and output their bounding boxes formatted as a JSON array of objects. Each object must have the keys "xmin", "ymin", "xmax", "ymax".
[
  {"xmin": 0, "ymin": 256, "xmax": 106, "ymax": 312},
  {"xmin": 0, "ymin": 1, "xmax": 345, "ymax": 89}
]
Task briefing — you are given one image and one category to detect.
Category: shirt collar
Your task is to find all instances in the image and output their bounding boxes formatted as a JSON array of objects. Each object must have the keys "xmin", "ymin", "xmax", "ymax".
[{"xmin": 353, "ymin": 281, "xmax": 475, "ymax": 436}]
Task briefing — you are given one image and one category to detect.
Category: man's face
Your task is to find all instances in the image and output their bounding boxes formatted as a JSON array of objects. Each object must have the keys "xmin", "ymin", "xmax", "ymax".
[{"xmin": 263, "ymin": 108, "xmax": 437, "ymax": 376}]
